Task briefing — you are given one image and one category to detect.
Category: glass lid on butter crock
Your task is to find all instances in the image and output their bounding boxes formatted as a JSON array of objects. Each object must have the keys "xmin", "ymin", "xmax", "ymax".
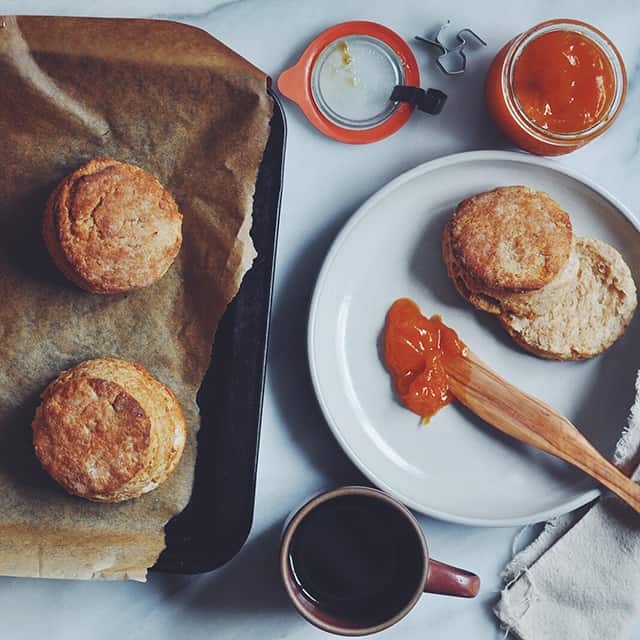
[
  {"xmin": 311, "ymin": 35, "xmax": 406, "ymax": 130},
  {"xmin": 277, "ymin": 21, "xmax": 425, "ymax": 144}
]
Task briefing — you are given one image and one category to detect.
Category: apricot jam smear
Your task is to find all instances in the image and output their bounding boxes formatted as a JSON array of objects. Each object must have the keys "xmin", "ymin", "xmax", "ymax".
[{"xmin": 383, "ymin": 298, "xmax": 464, "ymax": 421}]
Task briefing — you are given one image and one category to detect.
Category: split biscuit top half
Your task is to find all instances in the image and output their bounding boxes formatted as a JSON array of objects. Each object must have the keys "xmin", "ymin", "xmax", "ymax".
[
  {"xmin": 442, "ymin": 185, "xmax": 637, "ymax": 360},
  {"xmin": 446, "ymin": 186, "xmax": 573, "ymax": 293}
]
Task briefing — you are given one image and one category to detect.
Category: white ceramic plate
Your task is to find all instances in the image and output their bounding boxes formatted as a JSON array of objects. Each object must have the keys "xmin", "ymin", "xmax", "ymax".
[{"xmin": 308, "ymin": 150, "xmax": 640, "ymax": 527}]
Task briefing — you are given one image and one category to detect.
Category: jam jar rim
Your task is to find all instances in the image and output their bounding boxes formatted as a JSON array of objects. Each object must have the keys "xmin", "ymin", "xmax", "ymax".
[{"xmin": 500, "ymin": 18, "xmax": 627, "ymax": 146}]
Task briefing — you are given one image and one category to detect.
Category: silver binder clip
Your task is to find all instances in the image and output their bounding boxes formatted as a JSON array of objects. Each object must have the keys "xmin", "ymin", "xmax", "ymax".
[{"xmin": 415, "ymin": 21, "xmax": 487, "ymax": 75}]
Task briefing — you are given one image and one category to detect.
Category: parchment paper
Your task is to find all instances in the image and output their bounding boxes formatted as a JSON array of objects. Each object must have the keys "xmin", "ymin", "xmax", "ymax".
[{"xmin": 0, "ymin": 16, "xmax": 273, "ymax": 580}]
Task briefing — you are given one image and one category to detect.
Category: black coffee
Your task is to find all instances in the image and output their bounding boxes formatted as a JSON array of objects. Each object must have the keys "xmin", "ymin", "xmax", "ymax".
[{"xmin": 288, "ymin": 494, "xmax": 423, "ymax": 625}]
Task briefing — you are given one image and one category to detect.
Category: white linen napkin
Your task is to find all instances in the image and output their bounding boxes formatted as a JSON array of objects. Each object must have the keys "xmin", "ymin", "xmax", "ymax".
[{"xmin": 495, "ymin": 371, "xmax": 640, "ymax": 640}]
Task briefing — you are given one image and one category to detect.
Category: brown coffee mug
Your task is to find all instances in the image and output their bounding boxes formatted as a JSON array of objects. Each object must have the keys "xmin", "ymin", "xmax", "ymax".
[{"xmin": 280, "ymin": 486, "xmax": 480, "ymax": 636}]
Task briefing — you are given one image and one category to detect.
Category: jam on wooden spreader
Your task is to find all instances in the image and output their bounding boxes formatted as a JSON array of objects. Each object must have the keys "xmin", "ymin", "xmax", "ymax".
[{"xmin": 383, "ymin": 301, "xmax": 640, "ymax": 514}]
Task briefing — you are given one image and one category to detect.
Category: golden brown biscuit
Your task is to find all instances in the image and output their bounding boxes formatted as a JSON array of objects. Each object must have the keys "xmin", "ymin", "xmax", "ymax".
[
  {"xmin": 500, "ymin": 238, "xmax": 637, "ymax": 360},
  {"xmin": 447, "ymin": 186, "xmax": 573, "ymax": 293},
  {"xmin": 32, "ymin": 358, "xmax": 187, "ymax": 502},
  {"xmin": 43, "ymin": 158, "xmax": 183, "ymax": 294},
  {"xmin": 33, "ymin": 377, "xmax": 152, "ymax": 498}
]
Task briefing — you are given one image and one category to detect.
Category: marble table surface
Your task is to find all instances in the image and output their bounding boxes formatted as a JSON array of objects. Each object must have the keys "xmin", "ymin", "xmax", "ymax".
[{"xmin": 2, "ymin": 0, "xmax": 640, "ymax": 638}]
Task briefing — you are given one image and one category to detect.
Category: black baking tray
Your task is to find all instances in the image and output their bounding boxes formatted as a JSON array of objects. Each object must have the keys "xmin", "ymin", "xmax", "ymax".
[{"xmin": 153, "ymin": 89, "xmax": 285, "ymax": 573}]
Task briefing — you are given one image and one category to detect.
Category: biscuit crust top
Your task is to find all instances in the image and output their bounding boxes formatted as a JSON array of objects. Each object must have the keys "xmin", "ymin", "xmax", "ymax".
[
  {"xmin": 448, "ymin": 186, "xmax": 573, "ymax": 292},
  {"xmin": 52, "ymin": 158, "xmax": 182, "ymax": 294},
  {"xmin": 33, "ymin": 377, "xmax": 151, "ymax": 497}
]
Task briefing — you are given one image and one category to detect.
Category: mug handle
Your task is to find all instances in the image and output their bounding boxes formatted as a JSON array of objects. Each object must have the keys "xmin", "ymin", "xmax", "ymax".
[{"xmin": 424, "ymin": 559, "xmax": 480, "ymax": 598}]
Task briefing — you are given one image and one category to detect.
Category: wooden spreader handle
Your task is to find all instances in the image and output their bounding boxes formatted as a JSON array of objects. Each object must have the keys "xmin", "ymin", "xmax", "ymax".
[{"xmin": 445, "ymin": 349, "xmax": 640, "ymax": 514}]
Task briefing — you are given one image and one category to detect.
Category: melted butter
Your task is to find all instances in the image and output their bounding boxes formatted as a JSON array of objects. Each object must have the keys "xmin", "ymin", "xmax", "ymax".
[
  {"xmin": 338, "ymin": 40, "xmax": 352, "ymax": 66},
  {"xmin": 334, "ymin": 40, "xmax": 357, "ymax": 87}
]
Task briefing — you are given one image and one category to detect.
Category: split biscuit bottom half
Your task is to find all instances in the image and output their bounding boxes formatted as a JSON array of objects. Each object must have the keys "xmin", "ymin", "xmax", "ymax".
[
  {"xmin": 32, "ymin": 358, "xmax": 186, "ymax": 502},
  {"xmin": 500, "ymin": 238, "xmax": 637, "ymax": 360}
]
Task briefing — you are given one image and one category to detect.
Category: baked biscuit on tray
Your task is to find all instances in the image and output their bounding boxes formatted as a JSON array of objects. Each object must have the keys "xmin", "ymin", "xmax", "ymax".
[
  {"xmin": 43, "ymin": 158, "xmax": 183, "ymax": 294},
  {"xmin": 32, "ymin": 358, "xmax": 186, "ymax": 502}
]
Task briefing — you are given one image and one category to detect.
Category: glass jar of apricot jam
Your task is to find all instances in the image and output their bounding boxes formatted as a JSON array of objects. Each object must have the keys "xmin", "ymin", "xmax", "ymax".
[{"xmin": 485, "ymin": 19, "xmax": 626, "ymax": 155}]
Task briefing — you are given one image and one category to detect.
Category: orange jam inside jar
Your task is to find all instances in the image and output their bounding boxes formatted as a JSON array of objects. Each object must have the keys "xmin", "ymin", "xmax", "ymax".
[
  {"xmin": 485, "ymin": 20, "xmax": 626, "ymax": 155},
  {"xmin": 383, "ymin": 298, "xmax": 465, "ymax": 421}
]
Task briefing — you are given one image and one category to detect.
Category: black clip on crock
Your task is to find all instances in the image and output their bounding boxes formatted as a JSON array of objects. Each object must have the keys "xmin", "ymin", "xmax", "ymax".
[{"xmin": 390, "ymin": 86, "xmax": 448, "ymax": 115}]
